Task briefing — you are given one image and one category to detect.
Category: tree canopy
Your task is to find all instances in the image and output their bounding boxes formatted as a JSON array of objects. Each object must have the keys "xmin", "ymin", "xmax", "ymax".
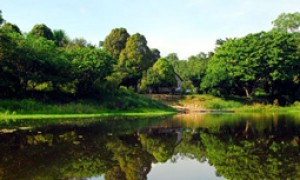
[
  {"xmin": 201, "ymin": 31, "xmax": 300, "ymax": 102},
  {"xmin": 118, "ymin": 33, "xmax": 154, "ymax": 87},
  {"xmin": 29, "ymin": 24, "xmax": 54, "ymax": 40},
  {"xmin": 103, "ymin": 28, "xmax": 130, "ymax": 58},
  {"xmin": 1, "ymin": 22, "xmax": 21, "ymax": 34},
  {"xmin": 168, "ymin": 52, "xmax": 210, "ymax": 91},
  {"xmin": 1, "ymin": 8, "xmax": 300, "ymax": 104},
  {"xmin": 140, "ymin": 58, "xmax": 177, "ymax": 92},
  {"xmin": 0, "ymin": 20, "xmax": 116, "ymax": 99},
  {"xmin": 272, "ymin": 12, "xmax": 300, "ymax": 32},
  {"xmin": 0, "ymin": 10, "xmax": 4, "ymax": 25},
  {"xmin": 53, "ymin": 29, "xmax": 69, "ymax": 47}
]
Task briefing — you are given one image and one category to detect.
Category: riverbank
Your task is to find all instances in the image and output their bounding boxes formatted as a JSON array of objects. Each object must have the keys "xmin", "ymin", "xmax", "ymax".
[
  {"xmin": 143, "ymin": 94, "xmax": 300, "ymax": 113},
  {"xmin": 0, "ymin": 111, "xmax": 176, "ymax": 120},
  {"xmin": 0, "ymin": 92, "xmax": 176, "ymax": 120}
]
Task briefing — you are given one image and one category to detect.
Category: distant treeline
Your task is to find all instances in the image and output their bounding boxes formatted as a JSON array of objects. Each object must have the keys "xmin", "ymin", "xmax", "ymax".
[{"xmin": 1, "ymin": 10, "xmax": 300, "ymax": 105}]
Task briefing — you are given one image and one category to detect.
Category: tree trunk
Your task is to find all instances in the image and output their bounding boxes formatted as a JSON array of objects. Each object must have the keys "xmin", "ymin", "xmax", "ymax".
[{"xmin": 243, "ymin": 87, "xmax": 251, "ymax": 98}]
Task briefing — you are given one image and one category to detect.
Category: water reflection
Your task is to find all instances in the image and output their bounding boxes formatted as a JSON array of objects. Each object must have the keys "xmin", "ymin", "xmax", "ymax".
[{"xmin": 0, "ymin": 113, "xmax": 300, "ymax": 179}]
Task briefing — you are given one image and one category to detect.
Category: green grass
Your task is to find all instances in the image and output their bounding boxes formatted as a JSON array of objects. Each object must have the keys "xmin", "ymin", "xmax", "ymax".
[
  {"xmin": 172, "ymin": 94, "xmax": 243, "ymax": 109},
  {"xmin": 0, "ymin": 90, "xmax": 176, "ymax": 120},
  {"xmin": 149, "ymin": 94, "xmax": 300, "ymax": 113},
  {"xmin": 235, "ymin": 102, "xmax": 300, "ymax": 113},
  {"xmin": 0, "ymin": 111, "xmax": 176, "ymax": 120}
]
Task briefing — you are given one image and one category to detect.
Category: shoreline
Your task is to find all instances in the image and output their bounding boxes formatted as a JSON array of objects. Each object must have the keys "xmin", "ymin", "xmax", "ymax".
[
  {"xmin": 0, "ymin": 111, "xmax": 177, "ymax": 120},
  {"xmin": 172, "ymin": 104, "xmax": 300, "ymax": 114}
]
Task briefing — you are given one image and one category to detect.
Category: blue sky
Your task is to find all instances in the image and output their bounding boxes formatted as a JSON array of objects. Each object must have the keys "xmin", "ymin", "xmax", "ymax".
[{"xmin": 1, "ymin": 0, "xmax": 300, "ymax": 59}]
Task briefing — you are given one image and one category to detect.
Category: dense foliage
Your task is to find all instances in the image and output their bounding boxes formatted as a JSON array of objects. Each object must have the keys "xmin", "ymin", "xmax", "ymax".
[
  {"xmin": 201, "ymin": 31, "xmax": 300, "ymax": 104},
  {"xmin": 2, "ymin": 22, "xmax": 21, "ymax": 34},
  {"xmin": 167, "ymin": 52, "xmax": 210, "ymax": 91},
  {"xmin": 103, "ymin": 28, "xmax": 130, "ymax": 59},
  {"xmin": 118, "ymin": 33, "xmax": 156, "ymax": 87},
  {"xmin": 0, "ymin": 18, "xmax": 116, "ymax": 100},
  {"xmin": 140, "ymin": 58, "xmax": 177, "ymax": 92},
  {"xmin": 272, "ymin": 12, "xmax": 300, "ymax": 32},
  {"xmin": 0, "ymin": 10, "xmax": 3, "ymax": 25},
  {"xmin": 29, "ymin": 24, "xmax": 54, "ymax": 40},
  {"xmin": 1, "ymin": 10, "xmax": 300, "ymax": 105}
]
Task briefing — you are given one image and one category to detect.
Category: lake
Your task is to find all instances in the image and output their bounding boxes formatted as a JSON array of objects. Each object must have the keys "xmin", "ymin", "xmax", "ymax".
[{"xmin": 0, "ymin": 113, "xmax": 300, "ymax": 180}]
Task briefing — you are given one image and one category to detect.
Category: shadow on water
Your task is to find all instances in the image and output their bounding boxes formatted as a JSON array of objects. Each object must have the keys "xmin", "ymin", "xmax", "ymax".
[{"xmin": 0, "ymin": 113, "xmax": 300, "ymax": 179}]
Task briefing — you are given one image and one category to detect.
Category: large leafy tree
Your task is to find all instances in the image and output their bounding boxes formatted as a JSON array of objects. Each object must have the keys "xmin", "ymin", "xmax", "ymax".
[
  {"xmin": 118, "ymin": 33, "xmax": 153, "ymax": 87},
  {"xmin": 29, "ymin": 24, "xmax": 54, "ymax": 40},
  {"xmin": 0, "ymin": 30, "xmax": 71, "ymax": 97},
  {"xmin": 272, "ymin": 12, "xmax": 300, "ymax": 32},
  {"xmin": 67, "ymin": 47, "xmax": 116, "ymax": 97},
  {"xmin": 1, "ymin": 22, "xmax": 22, "ymax": 34},
  {"xmin": 103, "ymin": 28, "xmax": 130, "ymax": 58},
  {"xmin": 140, "ymin": 58, "xmax": 177, "ymax": 92},
  {"xmin": 18, "ymin": 34, "xmax": 70, "ymax": 91},
  {"xmin": 201, "ymin": 31, "xmax": 300, "ymax": 101},
  {"xmin": 0, "ymin": 28, "xmax": 20, "ymax": 97}
]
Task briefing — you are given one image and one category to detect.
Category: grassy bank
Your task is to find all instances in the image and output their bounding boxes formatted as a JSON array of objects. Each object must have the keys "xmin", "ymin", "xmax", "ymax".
[
  {"xmin": 144, "ymin": 94, "xmax": 300, "ymax": 113},
  {"xmin": 0, "ymin": 91, "xmax": 176, "ymax": 120},
  {"xmin": 0, "ymin": 112, "xmax": 176, "ymax": 120}
]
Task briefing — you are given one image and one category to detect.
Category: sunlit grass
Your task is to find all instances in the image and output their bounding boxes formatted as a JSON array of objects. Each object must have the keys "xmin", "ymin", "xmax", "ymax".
[
  {"xmin": 0, "ymin": 91, "xmax": 177, "ymax": 120},
  {"xmin": 0, "ymin": 111, "xmax": 176, "ymax": 120},
  {"xmin": 157, "ymin": 94, "xmax": 300, "ymax": 113},
  {"xmin": 177, "ymin": 94, "xmax": 243, "ymax": 109}
]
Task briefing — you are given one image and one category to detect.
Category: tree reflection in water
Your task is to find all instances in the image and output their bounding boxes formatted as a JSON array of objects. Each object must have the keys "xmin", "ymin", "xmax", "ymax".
[{"xmin": 0, "ymin": 113, "xmax": 299, "ymax": 179}]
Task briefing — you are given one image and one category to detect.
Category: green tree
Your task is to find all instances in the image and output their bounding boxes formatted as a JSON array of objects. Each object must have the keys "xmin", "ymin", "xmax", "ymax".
[
  {"xmin": 0, "ymin": 28, "xmax": 20, "ymax": 97},
  {"xmin": 165, "ymin": 53, "xmax": 179, "ymax": 62},
  {"xmin": 168, "ymin": 52, "xmax": 209, "ymax": 91},
  {"xmin": 1, "ymin": 22, "xmax": 21, "ymax": 34},
  {"xmin": 140, "ymin": 58, "xmax": 177, "ymax": 92},
  {"xmin": 53, "ymin": 29, "xmax": 68, "ymax": 47},
  {"xmin": 187, "ymin": 52, "xmax": 209, "ymax": 88},
  {"xmin": 165, "ymin": 52, "xmax": 179, "ymax": 68},
  {"xmin": 103, "ymin": 28, "xmax": 130, "ymax": 58},
  {"xmin": 151, "ymin": 48, "xmax": 161, "ymax": 62},
  {"xmin": 66, "ymin": 37, "xmax": 95, "ymax": 49},
  {"xmin": 272, "ymin": 12, "xmax": 300, "ymax": 32},
  {"xmin": 201, "ymin": 31, "xmax": 300, "ymax": 101},
  {"xmin": 0, "ymin": 30, "xmax": 71, "ymax": 97},
  {"xmin": 118, "ymin": 33, "xmax": 153, "ymax": 87},
  {"xmin": 172, "ymin": 60, "xmax": 189, "ymax": 79},
  {"xmin": 0, "ymin": 10, "xmax": 4, "ymax": 25},
  {"xmin": 67, "ymin": 47, "xmax": 116, "ymax": 97},
  {"xmin": 29, "ymin": 24, "xmax": 54, "ymax": 40}
]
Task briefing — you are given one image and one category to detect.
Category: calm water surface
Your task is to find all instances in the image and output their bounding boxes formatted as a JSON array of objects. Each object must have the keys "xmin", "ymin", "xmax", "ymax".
[{"xmin": 0, "ymin": 113, "xmax": 300, "ymax": 179}]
